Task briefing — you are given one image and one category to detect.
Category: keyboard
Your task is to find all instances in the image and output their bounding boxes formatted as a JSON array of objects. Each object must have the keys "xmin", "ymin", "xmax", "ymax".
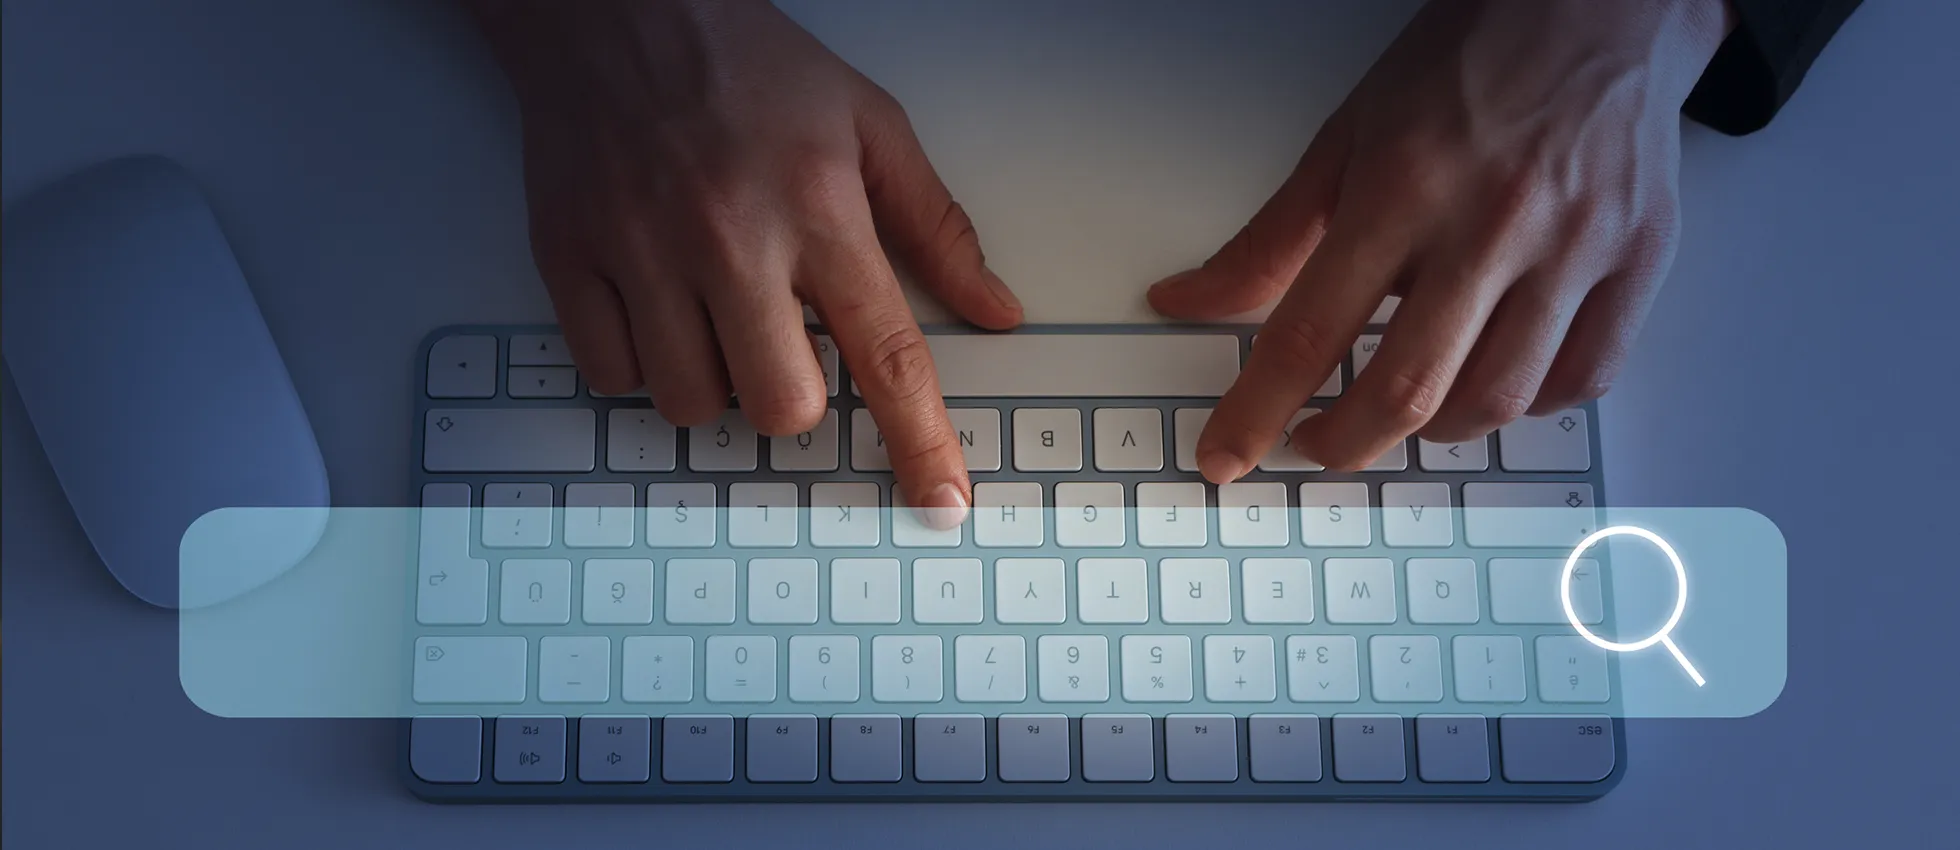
[{"xmin": 400, "ymin": 324, "xmax": 1625, "ymax": 803}]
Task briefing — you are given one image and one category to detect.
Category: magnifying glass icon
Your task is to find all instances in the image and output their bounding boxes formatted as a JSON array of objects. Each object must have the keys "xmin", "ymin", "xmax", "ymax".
[{"xmin": 1561, "ymin": 525, "xmax": 1706, "ymax": 687}]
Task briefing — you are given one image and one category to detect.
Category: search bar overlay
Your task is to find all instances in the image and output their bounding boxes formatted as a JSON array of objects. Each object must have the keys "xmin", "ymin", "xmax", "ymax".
[{"xmin": 179, "ymin": 506, "xmax": 1784, "ymax": 720}]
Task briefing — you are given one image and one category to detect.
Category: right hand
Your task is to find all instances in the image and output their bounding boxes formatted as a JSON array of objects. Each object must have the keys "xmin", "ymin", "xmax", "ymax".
[{"xmin": 467, "ymin": 0, "xmax": 1022, "ymax": 527}]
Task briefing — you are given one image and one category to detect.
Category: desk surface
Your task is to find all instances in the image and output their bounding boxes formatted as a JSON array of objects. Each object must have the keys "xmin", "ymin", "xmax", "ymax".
[{"xmin": 4, "ymin": 1, "xmax": 1955, "ymax": 847}]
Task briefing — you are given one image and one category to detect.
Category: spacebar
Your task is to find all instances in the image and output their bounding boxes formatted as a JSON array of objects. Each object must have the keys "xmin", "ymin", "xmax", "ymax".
[
  {"xmin": 918, "ymin": 334, "xmax": 1243, "ymax": 398},
  {"xmin": 424, "ymin": 409, "xmax": 595, "ymax": 472}
]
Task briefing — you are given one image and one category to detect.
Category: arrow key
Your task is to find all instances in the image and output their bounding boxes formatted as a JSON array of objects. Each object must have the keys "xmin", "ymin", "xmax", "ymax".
[
  {"xmin": 578, "ymin": 716, "xmax": 651, "ymax": 783},
  {"xmin": 1418, "ymin": 436, "xmax": 1489, "ymax": 471},
  {"xmin": 508, "ymin": 366, "xmax": 578, "ymax": 399},
  {"xmin": 427, "ymin": 335, "xmax": 497, "ymax": 398}
]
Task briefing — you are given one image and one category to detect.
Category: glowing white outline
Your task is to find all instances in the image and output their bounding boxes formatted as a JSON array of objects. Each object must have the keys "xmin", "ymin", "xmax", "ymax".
[{"xmin": 1561, "ymin": 525, "xmax": 1706, "ymax": 687}]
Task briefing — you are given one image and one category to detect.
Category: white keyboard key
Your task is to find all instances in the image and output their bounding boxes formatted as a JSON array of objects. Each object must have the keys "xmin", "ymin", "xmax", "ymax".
[
  {"xmin": 956, "ymin": 636, "xmax": 1028, "ymax": 702},
  {"xmin": 995, "ymin": 558, "xmax": 1066, "ymax": 624},
  {"xmin": 1055, "ymin": 482, "xmax": 1126, "ymax": 547},
  {"xmin": 892, "ymin": 488, "xmax": 962, "ymax": 547},
  {"xmin": 1536, "ymin": 636, "xmax": 1611, "ymax": 703},
  {"xmin": 1136, "ymin": 482, "xmax": 1207, "ymax": 547},
  {"xmin": 500, "ymin": 558, "xmax": 572, "ymax": 625},
  {"xmin": 425, "ymin": 409, "xmax": 596, "ymax": 472},
  {"xmin": 1499, "ymin": 409, "xmax": 1592, "ymax": 472},
  {"xmin": 607, "ymin": 409, "xmax": 678, "ymax": 472},
  {"xmin": 1121, "ymin": 635, "xmax": 1193, "ymax": 702},
  {"xmin": 815, "ymin": 334, "xmax": 840, "ymax": 397},
  {"xmin": 1286, "ymin": 635, "xmax": 1360, "ymax": 702},
  {"xmin": 1419, "ymin": 437, "xmax": 1488, "ymax": 472},
  {"xmin": 830, "ymin": 558, "xmax": 901, "ymax": 624},
  {"xmin": 510, "ymin": 333, "xmax": 574, "ymax": 366},
  {"xmin": 1298, "ymin": 482, "xmax": 1372, "ymax": 547},
  {"xmin": 1382, "ymin": 482, "xmax": 1453, "ymax": 547},
  {"xmin": 728, "ymin": 482, "xmax": 797, "ymax": 548},
  {"xmin": 920, "ymin": 333, "xmax": 1241, "ymax": 397},
  {"xmin": 1240, "ymin": 558, "xmax": 1314, "ymax": 624},
  {"xmin": 1323, "ymin": 558, "xmax": 1397, "ymax": 624},
  {"xmin": 1093, "ymin": 408, "xmax": 1165, "ymax": 472},
  {"xmin": 621, "ymin": 635, "xmax": 694, "ymax": 703},
  {"xmin": 426, "ymin": 335, "xmax": 497, "ymax": 398},
  {"xmin": 564, "ymin": 483, "xmax": 634, "ymax": 548},
  {"xmin": 1076, "ymin": 558, "xmax": 1149, "ymax": 624},
  {"xmin": 1171, "ymin": 408, "xmax": 1210, "ymax": 472},
  {"xmin": 539, "ymin": 636, "xmax": 610, "ymax": 703},
  {"xmin": 790, "ymin": 635, "xmax": 861, "ymax": 702},
  {"xmin": 1406, "ymin": 558, "xmax": 1480, "ymax": 624},
  {"xmin": 508, "ymin": 366, "xmax": 577, "ymax": 399},
  {"xmin": 706, "ymin": 636, "xmax": 777, "ymax": 703},
  {"xmin": 849, "ymin": 410, "xmax": 890, "ymax": 471},
  {"xmin": 417, "ymin": 483, "xmax": 487, "ymax": 626},
  {"xmin": 1037, "ymin": 635, "xmax": 1110, "ymax": 702},
  {"xmin": 689, "ymin": 412, "xmax": 757, "ymax": 472},
  {"xmin": 975, "ymin": 482, "xmax": 1045, "ymax": 547},
  {"xmin": 1204, "ymin": 635, "xmax": 1277, "ymax": 702},
  {"xmin": 1258, "ymin": 409, "xmax": 1324, "ymax": 472},
  {"xmin": 413, "ymin": 636, "xmax": 526, "ymax": 704},
  {"xmin": 1352, "ymin": 334, "xmax": 1383, "ymax": 374},
  {"xmin": 1370, "ymin": 636, "xmax": 1444, "ymax": 702},
  {"xmin": 770, "ymin": 410, "xmax": 839, "ymax": 472},
  {"xmin": 581, "ymin": 558, "xmax": 655, "ymax": 625},
  {"xmin": 1082, "ymin": 715, "xmax": 1156, "ymax": 781},
  {"xmin": 913, "ymin": 558, "xmax": 984, "ymax": 624},
  {"xmin": 998, "ymin": 715, "xmax": 1071, "ymax": 782},
  {"xmin": 1453, "ymin": 636, "xmax": 1526, "ymax": 703},
  {"xmin": 747, "ymin": 558, "xmax": 818, "ymax": 624},
  {"xmin": 482, "ymin": 483, "xmax": 552, "ymax": 548},
  {"xmin": 1159, "ymin": 558, "xmax": 1232, "ymax": 624},
  {"xmin": 1462, "ymin": 483, "xmax": 1597, "ymax": 547},
  {"xmin": 947, "ymin": 408, "xmax": 1004, "ymax": 472},
  {"xmin": 665, "ymin": 558, "xmax": 737, "ymax": 624},
  {"xmin": 1489, "ymin": 558, "xmax": 1603, "ymax": 624},
  {"xmin": 1363, "ymin": 439, "xmax": 1409, "ymax": 472},
  {"xmin": 646, "ymin": 483, "xmax": 716, "ymax": 548},
  {"xmin": 872, "ymin": 636, "xmax": 944, "ymax": 702},
  {"xmin": 1218, "ymin": 483, "xmax": 1288, "ymax": 547},
  {"xmin": 810, "ymin": 482, "xmax": 881, "ymax": 547},
  {"xmin": 1012, "ymin": 408, "xmax": 1083, "ymax": 472}
]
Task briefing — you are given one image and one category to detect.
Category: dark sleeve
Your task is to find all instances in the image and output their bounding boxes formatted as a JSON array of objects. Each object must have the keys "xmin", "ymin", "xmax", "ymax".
[{"xmin": 1682, "ymin": 0, "xmax": 1864, "ymax": 135}]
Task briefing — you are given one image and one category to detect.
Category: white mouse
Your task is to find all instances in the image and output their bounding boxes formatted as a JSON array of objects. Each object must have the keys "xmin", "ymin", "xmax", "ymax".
[{"xmin": 2, "ymin": 156, "xmax": 329, "ymax": 609}]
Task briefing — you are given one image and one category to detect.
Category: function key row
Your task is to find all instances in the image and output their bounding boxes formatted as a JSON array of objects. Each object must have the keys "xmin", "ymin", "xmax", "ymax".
[{"xmin": 410, "ymin": 713, "xmax": 1615, "ymax": 787}]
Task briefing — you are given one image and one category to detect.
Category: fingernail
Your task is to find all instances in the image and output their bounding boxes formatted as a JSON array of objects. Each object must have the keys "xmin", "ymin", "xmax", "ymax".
[
  {"xmin": 917, "ymin": 483, "xmax": 969, "ymax": 530},
  {"xmin": 1197, "ymin": 449, "xmax": 1245, "ymax": 485},
  {"xmin": 982, "ymin": 267, "xmax": 1021, "ymax": 314}
]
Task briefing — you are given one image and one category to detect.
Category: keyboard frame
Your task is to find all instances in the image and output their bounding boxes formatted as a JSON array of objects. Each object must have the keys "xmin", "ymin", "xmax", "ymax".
[{"xmin": 399, "ymin": 323, "xmax": 1626, "ymax": 804}]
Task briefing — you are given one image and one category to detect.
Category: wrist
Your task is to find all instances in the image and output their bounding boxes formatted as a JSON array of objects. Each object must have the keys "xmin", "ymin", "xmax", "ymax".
[{"xmin": 1641, "ymin": 0, "xmax": 1742, "ymax": 104}]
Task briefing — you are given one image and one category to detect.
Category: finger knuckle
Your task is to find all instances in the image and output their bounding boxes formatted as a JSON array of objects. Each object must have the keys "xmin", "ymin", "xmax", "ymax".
[
  {"xmin": 1369, "ymin": 365, "xmax": 1450, "ymax": 432},
  {"xmin": 1464, "ymin": 384, "xmax": 1536, "ymax": 429},
  {"xmin": 863, "ymin": 325, "xmax": 938, "ymax": 402},
  {"xmin": 1262, "ymin": 318, "xmax": 1344, "ymax": 380},
  {"xmin": 741, "ymin": 387, "xmax": 829, "ymax": 437}
]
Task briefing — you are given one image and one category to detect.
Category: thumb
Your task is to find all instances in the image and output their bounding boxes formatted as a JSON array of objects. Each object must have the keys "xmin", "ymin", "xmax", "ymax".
[
  {"xmin": 1148, "ymin": 102, "xmax": 1355, "ymax": 321},
  {"xmin": 856, "ymin": 88, "xmax": 1023, "ymax": 331}
]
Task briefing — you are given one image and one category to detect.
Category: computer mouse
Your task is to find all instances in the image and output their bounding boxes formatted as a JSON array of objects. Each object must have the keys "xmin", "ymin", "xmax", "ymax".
[{"xmin": 2, "ymin": 156, "xmax": 330, "ymax": 609}]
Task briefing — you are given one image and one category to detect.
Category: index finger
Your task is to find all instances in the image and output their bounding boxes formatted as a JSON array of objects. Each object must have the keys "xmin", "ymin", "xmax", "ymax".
[
  {"xmin": 807, "ymin": 219, "xmax": 970, "ymax": 530},
  {"xmin": 1196, "ymin": 213, "xmax": 1407, "ymax": 483}
]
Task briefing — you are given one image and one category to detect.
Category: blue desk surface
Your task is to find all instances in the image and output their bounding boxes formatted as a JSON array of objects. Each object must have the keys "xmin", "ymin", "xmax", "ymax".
[{"xmin": 5, "ymin": 1, "xmax": 1955, "ymax": 847}]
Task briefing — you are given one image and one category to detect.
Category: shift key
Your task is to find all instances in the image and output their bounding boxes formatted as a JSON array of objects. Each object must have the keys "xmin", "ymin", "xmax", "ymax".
[{"xmin": 424, "ymin": 409, "xmax": 595, "ymax": 472}]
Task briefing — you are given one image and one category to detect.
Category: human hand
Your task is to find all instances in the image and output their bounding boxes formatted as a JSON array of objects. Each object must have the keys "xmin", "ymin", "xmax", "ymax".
[
  {"xmin": 467, "ymin": 0, "xmax": 1021, "ymax": 525},
  {"xmin": 1149, "ymin": 0, "xmax": 1735, "ymax": 481}
]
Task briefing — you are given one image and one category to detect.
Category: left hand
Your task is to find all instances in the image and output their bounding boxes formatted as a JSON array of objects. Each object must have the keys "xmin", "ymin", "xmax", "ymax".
[{"xmin": 1149, "ymin": 0, "xmax": 1736, "ymax": 481}]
